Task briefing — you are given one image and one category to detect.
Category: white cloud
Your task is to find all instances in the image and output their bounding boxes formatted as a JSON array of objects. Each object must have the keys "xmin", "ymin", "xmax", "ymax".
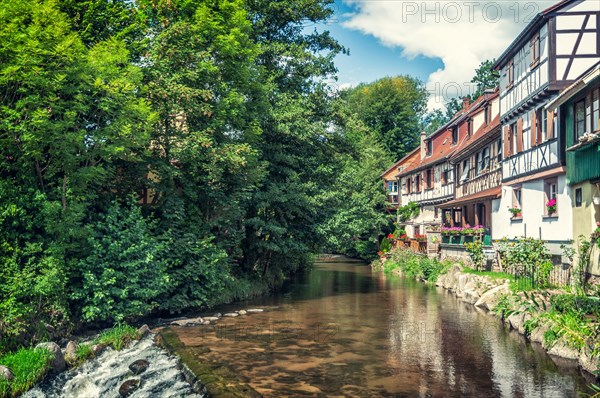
[{"xmin": 341, "ymin": 0, "xmax": 557, "ymax": 110}]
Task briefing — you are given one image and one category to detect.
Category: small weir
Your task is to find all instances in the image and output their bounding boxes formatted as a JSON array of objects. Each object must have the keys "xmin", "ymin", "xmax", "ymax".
[{"xmin": 24, "ymin": 335, "xmax": 204, "ymax": 398}]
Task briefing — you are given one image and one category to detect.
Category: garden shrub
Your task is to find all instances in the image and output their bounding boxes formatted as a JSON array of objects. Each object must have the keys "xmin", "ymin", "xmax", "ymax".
[{"xmin": 71, "ymin": 200, "xmax": 167, "ymax": 324}]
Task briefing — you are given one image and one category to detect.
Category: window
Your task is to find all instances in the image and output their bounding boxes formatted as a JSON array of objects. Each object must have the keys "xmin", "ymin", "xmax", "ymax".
[
  {"xmin": 496, "ymin": 140, "xmax": 502, "ymax": 164},
  {"xmin": 507, "ymin": 61, "xmax": 514, "ymax": 87},
  {"xmin": 575, "ymin": 188, "xmax": 582, "ymax": 207},
  {"xmin": 452, "ymin": 126, "xmax": 459, "ymax": 145},
  {"xmin": 481, "ymin": 146, "xmax": 490, "ymax": 172},
  {"xmin": 468, "ymin": 119, "xmax": 473, "ymax": 136},
  {"xmin": 453, "ymin": 209, "xmax": 462, "ymax": 225},
  {"xmin": 426, "ymin": 140, "xmax": 433, "ymax": 156},
  {"xmin": 415, "ymin": 175, "xmax": 421, "ymax": 192},
  {"xmin": 387, "ymin": 181, "xmax": 398, "ymax": 193},
  {"xmin": 460, "ymin": 159, "xmax": 470, "ymax": 182},
  {"xmin": 414, "ymin": 225, "xmax": 420, "ymax": 237},
  {"xmin": 406, "ymin": 178, "xmax": 412, "ymax": 194},
  {"xmin": 593, "ymin": 88, "xmax": 599, "ymax": 133},
  {"xmin": 512, "ymin": 187, "xmax": 522, "ymax": 213},
  {"xmin": 434, "ymin": 207, "xmax": 439, "ymax": 219},
  {"xmin": 535, "ymin": 107, "xmax": 548, "ymax": 144},
  {"xmin": 530, "ymin": 33, "xmax": 540, "ymax": 67},
  {"xmin": 484, "ymin": 106, "xmax": 490, "ymax": 125},
  {"xmin": 575, "ymin": 98, "xmax": 586, "ymax": 140},
  {"xmin": 425, "ymin": 169, "xmax": 433, "ymax": 189},
  {"xmin": 544, "ymin": 178, "xmax": 558, "ymax": 216}
]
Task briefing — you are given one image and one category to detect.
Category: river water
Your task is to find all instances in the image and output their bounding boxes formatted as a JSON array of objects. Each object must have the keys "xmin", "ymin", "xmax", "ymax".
[
  {"xmin": 25, "ymin": 260, "xmax": 593, "ymax": 397},
  {"xmin": 169, "ymin": 260, "xmax": 593, "ymax": 397}
]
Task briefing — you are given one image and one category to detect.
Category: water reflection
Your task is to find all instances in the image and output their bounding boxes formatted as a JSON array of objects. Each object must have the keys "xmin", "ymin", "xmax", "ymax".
[{"xmin": 171, "ymin": 262, "xmax": 592, "ymax": 397}]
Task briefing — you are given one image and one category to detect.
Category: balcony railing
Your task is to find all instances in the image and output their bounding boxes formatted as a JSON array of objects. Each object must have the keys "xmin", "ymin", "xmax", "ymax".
[
  {"xmin": 502, "ymin": 139, "xmax": 559, "ymax": 182},
  {"xmin": 401, "ymin": 183, "xmax": 454, "ymax": 204},
  {"xmin": 456, "ymin": 168, "xmax": 501, "ymax": 199}
]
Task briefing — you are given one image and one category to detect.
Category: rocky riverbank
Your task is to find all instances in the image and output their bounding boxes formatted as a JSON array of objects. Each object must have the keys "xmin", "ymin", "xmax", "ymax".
[{"xmin": 385, "ymin": 262, "xmax": 599, "ymax": 378}]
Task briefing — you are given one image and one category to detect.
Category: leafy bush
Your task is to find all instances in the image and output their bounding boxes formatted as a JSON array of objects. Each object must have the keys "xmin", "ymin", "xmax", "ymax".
[
  {"xmin": 397, "ymin": 202, "xmax": 420, "ymax": 222},
  {"xmin": 379, "ymin": 237, "xmax": 392, "ymax": 254},
  {"xmin": 497, "ymin": 237, "xmax": 554, "ymax": 288},
  {"xmin": 71, "ymin": 200, "xmax": 167, "ymax": 324},
  {"xmin": 551, "ymin": 294, "xmax": 600, "ymax": 318},
  {"xmin": 158, "ymin": 230, "xmax": 231, "ymax": 313},
  {"xmin": 464, "ymin": 240, "xmax": 484, "ymax": 270},
  {"xmin": 0, "ymin": 184, "xmax": 69, "ymax": 353},
  {"xmin": 382, "ymin": 248, "xmax": 451, "ymax": 283}
]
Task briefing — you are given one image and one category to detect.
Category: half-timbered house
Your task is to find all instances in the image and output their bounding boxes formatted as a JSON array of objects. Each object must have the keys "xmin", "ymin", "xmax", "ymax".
[
  {"xmin": 493, "ymin": 0, "xmax": 599, "ymax": 257},
  {"xmin": 438, "ymin": 90, "xmax": 501, "ymax": 259}
]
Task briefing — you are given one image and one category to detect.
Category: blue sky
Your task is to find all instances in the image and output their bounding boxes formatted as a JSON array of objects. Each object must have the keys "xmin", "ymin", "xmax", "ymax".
[
  {"xmin": 322, "ymin": 0, "xmax": 559, "ymax": 110},
  {"xmin": 324, "ymin": 1, "xmax": 444, "ymax": 87}
]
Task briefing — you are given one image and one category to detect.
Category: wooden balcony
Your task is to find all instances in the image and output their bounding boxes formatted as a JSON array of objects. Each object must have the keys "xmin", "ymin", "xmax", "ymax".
[{"xmin": 456, "ymin": 168, "xmax": 501, "ymax": 200}]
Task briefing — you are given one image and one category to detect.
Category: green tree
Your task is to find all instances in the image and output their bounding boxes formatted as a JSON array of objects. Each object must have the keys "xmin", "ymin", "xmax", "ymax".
[
  {"xmin": 316, "ymin": 100, "xmax": 392, "ymax": 259},
  {"xmin": 344, "ymin": 76, "xmax": 428, "ymax": 160},
  {"xmin": 471, "ymin": 59, "xmax": 499, "ymax": 99}
]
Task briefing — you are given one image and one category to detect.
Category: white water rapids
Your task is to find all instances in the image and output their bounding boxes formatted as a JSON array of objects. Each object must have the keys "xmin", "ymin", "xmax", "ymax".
[{"xmin": 24, "ymin": 335, "xmax": 204, "ymax": 398}]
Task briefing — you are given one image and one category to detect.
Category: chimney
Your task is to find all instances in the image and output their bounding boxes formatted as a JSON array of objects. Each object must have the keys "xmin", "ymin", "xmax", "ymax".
[
  {"xmin": 420, "ymin": 131, "xmax": 427, "ymax": 160},
  {"xmin": 462, "ymin": 97, "xmax": 471, "ymax": 111}
]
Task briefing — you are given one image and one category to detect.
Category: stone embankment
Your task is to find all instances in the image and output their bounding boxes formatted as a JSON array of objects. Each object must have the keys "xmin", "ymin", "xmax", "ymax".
[{"xmin": 389, "ymin": 264, "xmax": 599, "ymax": 377}]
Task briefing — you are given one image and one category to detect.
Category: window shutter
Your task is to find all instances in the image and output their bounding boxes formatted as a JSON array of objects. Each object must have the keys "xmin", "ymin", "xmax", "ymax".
[
  {"xmin": 516, "ymin": 117, "xmax": 524, "ymax": 152},
  {"xmin": 503, "ymin": 125, "xmax": 510, "ymax": 157},
  {"xmin": 531, "ymin": 110, "xmax": 537, "ymax": 147},
  {"xmin": 547, "ymin": 110, "xmax": 555, "ymax": 139}
]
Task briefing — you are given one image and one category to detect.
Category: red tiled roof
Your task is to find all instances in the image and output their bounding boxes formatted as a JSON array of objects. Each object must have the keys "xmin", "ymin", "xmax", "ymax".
[
  {"xmin": 451, "ymin": 114, "xmax": 501, "ymax": 161},
  {"xmin": 380, "ymin": 148, "xmax": 419, "ymax": 179},
  {"xmin": 438, "ymin": 186, "xmax": 502, "ymax": 208},
  {"xmin": 397, "ymin": 89, "xmax": 499, "ymax": 177}
]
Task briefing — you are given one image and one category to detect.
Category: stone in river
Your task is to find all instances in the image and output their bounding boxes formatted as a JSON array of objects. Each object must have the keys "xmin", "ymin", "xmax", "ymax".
[
  {"xmin": 64, "ymin": 341, "xmax": 78, "ymax": 364},
  {"xmin": 223, "ymin": 312, "xmax": 239, "ymax": 317},
  {"xmin": 203, "ymin": 317, "xmax": 219, "ymax": 322},
  {"xmin": 129, "ymin": 359, "xmax": 150, "ymax": 375},
  {"xmin": 119, "ymin": 379, "xmax": 140, "ymax": 397},
  {"xmin": 170, "ymin": 317, "xmax": 203, "ymax": 326},
  {"xmin": 246, "ymin": 309, "xmax": 264, "ymax": 313},
  {"xmin": 35, "ymin": 342, "xmax": 66, "ymax": 373},
  {"xmin": 238, "ymin": 310, "xmax": 247, "ymax": 315},
  {"xmin": 213, "ymin": 313, "xmax": 222, "ymax": 318},
  {"xmin": 137, "ymin": 324, "xmax": 151, "ymax": 337},
  {"xmin": 0, "ymin": 365, "xmax": 14, "ymax": 381}
]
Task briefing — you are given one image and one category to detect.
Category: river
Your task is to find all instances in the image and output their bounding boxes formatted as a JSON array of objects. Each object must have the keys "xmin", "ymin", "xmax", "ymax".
[
  {"xmin": 168, "ymin": 259, "xmax": 592, "ymax": 397},
  {"xmin": 27, "ymin": 259, "xmax": 593, "ymax": 397}
]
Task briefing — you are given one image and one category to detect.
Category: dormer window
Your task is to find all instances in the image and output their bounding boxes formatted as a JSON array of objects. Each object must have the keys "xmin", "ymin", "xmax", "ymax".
[
  {"xmin": 484, "ymin": 106, "xmax": 490, "ymax": 125},
  {"xmin": 452, "ymin": 126, "xmax": 459, "ymax": 145},
  {"xmin": 426, "ymin": 140, "xmax": 433, "ymax": 156}
]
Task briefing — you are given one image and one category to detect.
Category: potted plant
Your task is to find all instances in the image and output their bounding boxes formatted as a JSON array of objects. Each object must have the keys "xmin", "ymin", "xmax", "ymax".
[
  {"xmin": 461, "ymin": 225, "xmax": 475, "ymax": 243},
  {"xmin": 474, "ymin": 225, "xmax": 486, "ymax": 235},
  {"xmin": 441, "ymin": 228, "xmax": 451, "ymax": 243},
  {"xmin": 449, "ymin": 227, "xmax": 462, "ymax": 244},
  {"xmin": 415, "ymin": 234, "xmax": 427, "ymax": 242},
  {"xmin": 508, "ymin": 207, "xmax": 522, "ymax": 218},
  {"xmin": 546, "ymin": 198, "xmax": 557, "ymax": 215}
]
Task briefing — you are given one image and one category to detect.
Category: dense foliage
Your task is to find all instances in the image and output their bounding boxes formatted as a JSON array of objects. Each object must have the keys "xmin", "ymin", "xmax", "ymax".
[{"xmin": 0, "ymin": 0, "xmax": 429, "ymax": 353}]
